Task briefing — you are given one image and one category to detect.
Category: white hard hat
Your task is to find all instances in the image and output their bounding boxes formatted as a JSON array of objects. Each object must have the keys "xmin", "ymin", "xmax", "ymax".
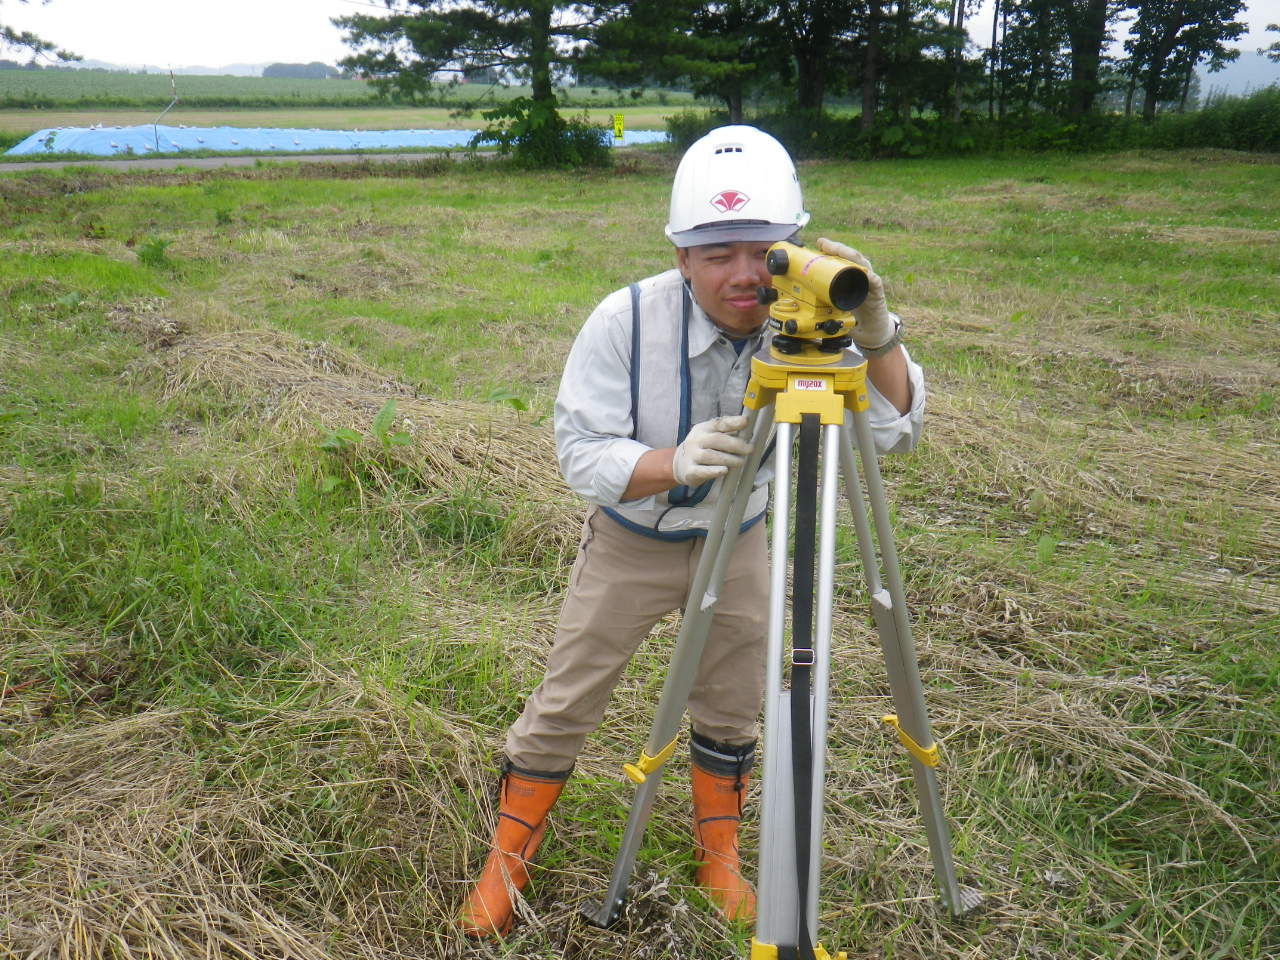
[{"xmin": 665, "ymin": 125, "xmax": 810, "ymax": 247}]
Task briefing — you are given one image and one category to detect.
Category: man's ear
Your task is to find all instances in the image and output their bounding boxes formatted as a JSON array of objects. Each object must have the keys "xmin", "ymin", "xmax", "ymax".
[{"xmin": 676, "ymin": 246, "xmax": 691, "ymax": 280}]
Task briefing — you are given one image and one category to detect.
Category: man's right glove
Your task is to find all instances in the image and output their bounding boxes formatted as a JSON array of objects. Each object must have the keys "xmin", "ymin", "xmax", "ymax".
[
  {"xmin": 672, "ymin": 415, "xmax": 753, "ymax": 486},
  {"xmin": 816, "ymin": 237, "xmax": 900, "ymax": 353}
]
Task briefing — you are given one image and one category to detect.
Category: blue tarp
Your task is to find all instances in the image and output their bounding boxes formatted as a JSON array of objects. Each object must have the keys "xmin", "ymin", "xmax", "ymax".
[{"xmin": 6, "ymin": 124, "xmax": 669, "ymax": 157}]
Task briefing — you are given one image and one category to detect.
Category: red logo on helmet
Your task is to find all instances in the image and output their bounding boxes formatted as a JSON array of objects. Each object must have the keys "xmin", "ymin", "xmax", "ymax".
[{"xmin": 710, "ymin": 190, "xmax": 750, "ymax": 213}]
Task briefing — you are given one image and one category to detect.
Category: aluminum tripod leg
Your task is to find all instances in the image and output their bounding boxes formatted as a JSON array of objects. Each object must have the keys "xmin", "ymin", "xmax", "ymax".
[
  {"xmin": 839, "ymin": 411, "xmax": 982, "ymax": 917},
  {"xmin": 753, "ymin": 412, "xmax": 978, "ymax": 960},
  {"xmin": 755, "ymin": 419, "xmax": 844, "ymax": 951},
  {"xmin": 584, "ymin": 407, "xmax": 775, "ymax": 928},
  {"xmin": 755, "ymin": 418, "xmax": 798, "ymax": 945}
]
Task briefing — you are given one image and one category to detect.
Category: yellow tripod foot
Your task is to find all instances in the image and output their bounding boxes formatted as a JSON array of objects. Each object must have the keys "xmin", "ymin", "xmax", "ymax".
[{"xmin": 750, "ymin": 939, "xmax": 847, "ymax": 960}]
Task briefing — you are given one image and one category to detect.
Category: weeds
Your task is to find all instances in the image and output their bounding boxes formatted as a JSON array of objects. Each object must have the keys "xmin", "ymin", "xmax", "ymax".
[
  {"xmin": 319, "ymin": 397, "xmax": 412, "ymax": 489},
  {"xmin": 135, "ymin": 235, "xmax": 173, "ymax": 268}
]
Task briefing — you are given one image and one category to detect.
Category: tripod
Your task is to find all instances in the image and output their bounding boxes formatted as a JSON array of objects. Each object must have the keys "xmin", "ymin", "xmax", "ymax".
[{"xmin": 584, "ymin": 336, "xmax": 981, "ymax": 957}]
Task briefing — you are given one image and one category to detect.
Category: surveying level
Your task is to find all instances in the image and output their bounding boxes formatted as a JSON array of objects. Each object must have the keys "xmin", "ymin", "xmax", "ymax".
[
  {"xmin": 758, "ymin": 240, "xmax": 870, "ymax": 356},
  {"xmin": 584, "ymin": 242, "xmax": 981, "ymax": 954}
]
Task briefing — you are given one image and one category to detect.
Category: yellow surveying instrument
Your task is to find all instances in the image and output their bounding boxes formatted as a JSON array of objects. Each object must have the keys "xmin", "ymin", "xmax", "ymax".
[{"xmin": 584, "ymin": 241, "xmax": 981, "ymax": 956}]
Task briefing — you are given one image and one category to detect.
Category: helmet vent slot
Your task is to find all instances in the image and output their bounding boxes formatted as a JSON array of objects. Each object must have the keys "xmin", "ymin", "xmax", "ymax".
[{"xmin": 713, "ymin": 145, "xmax": 744, "ymax": 154}]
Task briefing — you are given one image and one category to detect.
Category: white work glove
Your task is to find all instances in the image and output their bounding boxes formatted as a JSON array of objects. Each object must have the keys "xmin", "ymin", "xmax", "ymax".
[
  {"xmin": 671, "ymin": 415, "xmax": 753, "ymax": 486},
  {"xmin": 816, "ymin": 237, "xmax": 897, "ymax": 351}
]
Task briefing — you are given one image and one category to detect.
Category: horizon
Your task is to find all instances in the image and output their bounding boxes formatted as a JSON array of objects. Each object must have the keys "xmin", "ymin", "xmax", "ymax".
[
  {"xmin": 14, "ymin": 52, "xmax": 1276, "ymax": 102},
  {"xmin": 2, "ymin": 0, "xmax": 1277, "ymax": 95}
]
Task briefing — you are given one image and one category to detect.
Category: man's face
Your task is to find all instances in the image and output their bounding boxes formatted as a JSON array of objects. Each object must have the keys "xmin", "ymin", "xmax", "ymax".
[{"xmin": 677, "ymin": 240, "xmax": 774, "ymax": 337}]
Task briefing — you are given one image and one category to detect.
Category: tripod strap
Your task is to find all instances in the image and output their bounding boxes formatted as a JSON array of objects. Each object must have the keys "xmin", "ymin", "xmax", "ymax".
[
  {"xmin": 628, "ymin": 282, "xmax": 640, "ymax": 440},
  {"xmin": 786, "ymin": 413, "xmax": 821, "ymax": 960}
]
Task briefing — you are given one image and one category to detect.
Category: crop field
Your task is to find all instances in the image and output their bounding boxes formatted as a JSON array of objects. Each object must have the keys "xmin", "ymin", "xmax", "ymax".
[
  {"xmin": 0, "ymin": 70, "xmax": 380, "ymax": 104},
  {"xmin": 0, "ymin": 150, "xmax": 1277, "ymax": 960},
  {"xmin": 0, "ymin": 69, "xmax": 697, "ymax": 110}
]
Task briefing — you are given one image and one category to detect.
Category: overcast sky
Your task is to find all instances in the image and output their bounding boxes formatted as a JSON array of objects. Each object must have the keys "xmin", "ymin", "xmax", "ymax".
[
  {"xmin": 3, "ymin": 0, "xmax": 365, "ymax": 67},
  {"xmin": 3, "ymin": 0, "xmax": 1279, "ymax": 69}
]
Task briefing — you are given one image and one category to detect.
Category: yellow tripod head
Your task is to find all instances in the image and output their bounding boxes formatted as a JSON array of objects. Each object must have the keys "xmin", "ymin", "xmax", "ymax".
[{"xmin": 758, "ymin": 241, "xmax": 869, "ymax": 365}]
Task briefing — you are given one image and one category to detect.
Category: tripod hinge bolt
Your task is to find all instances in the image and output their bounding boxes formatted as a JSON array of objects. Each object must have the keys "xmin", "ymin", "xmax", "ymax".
[{"xmin": 882, "ymin": 714, "xmax": 942, "ymax": 768}]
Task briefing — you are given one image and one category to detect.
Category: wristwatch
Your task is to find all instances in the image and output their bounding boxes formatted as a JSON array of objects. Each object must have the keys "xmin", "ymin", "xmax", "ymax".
[{"xmin": 859, "ymin": 317, "xmax": 904, "ymax": 357}]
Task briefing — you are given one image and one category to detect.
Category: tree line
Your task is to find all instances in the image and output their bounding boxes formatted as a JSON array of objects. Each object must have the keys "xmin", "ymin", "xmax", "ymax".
[{"xmin": 334, "ymin": 1, "xmax": 1269, "ymax": 129}]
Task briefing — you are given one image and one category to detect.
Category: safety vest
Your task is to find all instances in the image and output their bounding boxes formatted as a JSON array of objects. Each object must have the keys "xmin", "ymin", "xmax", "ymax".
[{"xmin": 605, "ymin": 269, "xmax": 772, "ymax": 540}]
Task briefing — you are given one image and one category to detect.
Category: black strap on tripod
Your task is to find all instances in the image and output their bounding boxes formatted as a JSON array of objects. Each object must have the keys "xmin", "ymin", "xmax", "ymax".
[{"xmin": 780, "ymin": 413, "xmax": 820, "ymax": 960}]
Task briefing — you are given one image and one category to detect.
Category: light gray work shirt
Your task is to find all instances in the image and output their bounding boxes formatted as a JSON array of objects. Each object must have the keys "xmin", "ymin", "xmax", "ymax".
[{"xmin": 554, "ymin": 268, "xmax": 926, "ymax": 537}]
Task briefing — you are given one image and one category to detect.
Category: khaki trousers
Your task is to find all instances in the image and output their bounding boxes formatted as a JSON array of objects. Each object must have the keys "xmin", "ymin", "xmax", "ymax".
[{"xmin": 505, "ymin": 507, "xmax": 769, "ymax": 773}]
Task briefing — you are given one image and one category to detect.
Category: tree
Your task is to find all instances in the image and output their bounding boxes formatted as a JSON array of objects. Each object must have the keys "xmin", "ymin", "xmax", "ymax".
[
  {"xmin": 775, "ymin": 0, "xmax": 860, "ymax": 112},
  {"xmin": 583, "ymin": 0, "xmax": 772, "ymax": 123},
  {"xmin": 860, "ymin": 0, "xmax": 959, "ymax": 122},
  {"xmin": 669, "ymin": 0, "xmax": 774, "ymax": 122},
  {"xmin": 992, "ymin": 0, "xmax": 1121, "ymax": 119},
  {"xmin": 1259, "ymin": 23, "xmax": 1279, "ymax": 63},
  {"xmin": 861, "ymin": 0, "xmax": 884, "ymax": 129},
  {"xmin": 999, "ymin": 0, "xmax": 1071, "ymax": 115},
  {"xmin": 987, "ymin": 0, "xmax": 1005, "ymax": 119},
  {"xmin": 334, "ymin": 0, "xmax": 598, "ymax": 106},
  {"xmin": 334, "ymin": 1, "xmax": 619, "ymax": 166},
  {"xmin": 1124, "ymin": 0, "xmax": 1246, "ymax": 121},
  {"xmin": 946, "ymin": 0, "xmax": 978, "ymax": 120},
  {"xmin": 596, "ymin": 0, "xmax": 875, "ymax": 119},
  {"xmin": 0, "ymin": 0, "xmax": 77, "ymax": 63},
  {"xmin": 1063, "ymin": 0, "xmax": 1118, "ymax": 118}
]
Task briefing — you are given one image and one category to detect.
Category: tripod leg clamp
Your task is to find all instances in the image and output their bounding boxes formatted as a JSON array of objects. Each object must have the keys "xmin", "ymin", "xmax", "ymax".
[
  {"xmin": 623, "ymin": 735, "xmax": 680, "ymax": 784},
  {"xmin": 881, "ymin": 714, "xmax": 941, "ymax": 768}
]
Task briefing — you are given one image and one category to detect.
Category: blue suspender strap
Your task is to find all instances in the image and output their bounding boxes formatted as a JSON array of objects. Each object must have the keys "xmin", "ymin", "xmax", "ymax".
[
  {"xmin": 679, "ymin": 283, "xmax": 692, "ymax": 441},
  {"xmin": 667, "ymin": 283, "xmax": 712, "ymax": 508},
  {"xmin": 628, "ymin": 283, "xmax": 641, "ymax": 440},
  {"xmin": 603, "ymin": 503, "xmax": 768, "ymax": 541}
]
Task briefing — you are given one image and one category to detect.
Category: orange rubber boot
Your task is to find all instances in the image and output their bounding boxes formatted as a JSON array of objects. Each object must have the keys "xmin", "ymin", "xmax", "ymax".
[
  {"xmin": 458, "ymin": 769, "xmax": 567, "ymax": 938},
  {"xmin": 692, "ymin": 764, "xmax": 756, "ymax": 922}
]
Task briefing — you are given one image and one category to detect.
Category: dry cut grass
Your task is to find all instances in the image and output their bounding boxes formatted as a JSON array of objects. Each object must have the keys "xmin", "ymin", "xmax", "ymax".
[{"xmin": 110, "ymin": 299, "xmax": 581, "ymax": 572}]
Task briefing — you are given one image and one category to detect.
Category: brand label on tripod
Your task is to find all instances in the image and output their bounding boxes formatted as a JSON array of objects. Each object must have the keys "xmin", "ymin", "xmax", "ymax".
[{"xmin": 794, "ymin": 377, "xmax": 829, "ymax": 391}]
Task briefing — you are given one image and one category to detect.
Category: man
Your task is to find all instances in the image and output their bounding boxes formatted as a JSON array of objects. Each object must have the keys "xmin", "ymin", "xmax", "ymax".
[{"xmin": 459, "ymin": 125, "xmax": 925, "ymax": 938}]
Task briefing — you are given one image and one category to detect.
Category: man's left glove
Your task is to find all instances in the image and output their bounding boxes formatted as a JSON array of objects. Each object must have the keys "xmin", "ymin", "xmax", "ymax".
[
  {"xmin": 816, "ymin": 237, "xmax": 899, "ymax": 353},
  {"xmin": 672, "ymin": 415, "xmax": 753, "ymax": 486}
]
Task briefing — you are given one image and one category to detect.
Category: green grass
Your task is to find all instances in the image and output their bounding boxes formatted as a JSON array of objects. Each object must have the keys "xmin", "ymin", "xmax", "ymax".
[{"xmin": 1, "ymin": 150, "xmax": 1277, "ymax": 959}]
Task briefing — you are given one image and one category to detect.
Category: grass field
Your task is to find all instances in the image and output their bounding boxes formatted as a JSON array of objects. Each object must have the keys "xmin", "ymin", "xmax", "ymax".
[
  {"xmin": 1, "ymin": 149, "xmax": 1277, "ymax": 960},
  {"xmin": 0, "ymin": 69, "xmax": 696, "ymax": 110},
  {"xmin": 0, "ymin": 71, "xmax": 380, "ymax": 103}
]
